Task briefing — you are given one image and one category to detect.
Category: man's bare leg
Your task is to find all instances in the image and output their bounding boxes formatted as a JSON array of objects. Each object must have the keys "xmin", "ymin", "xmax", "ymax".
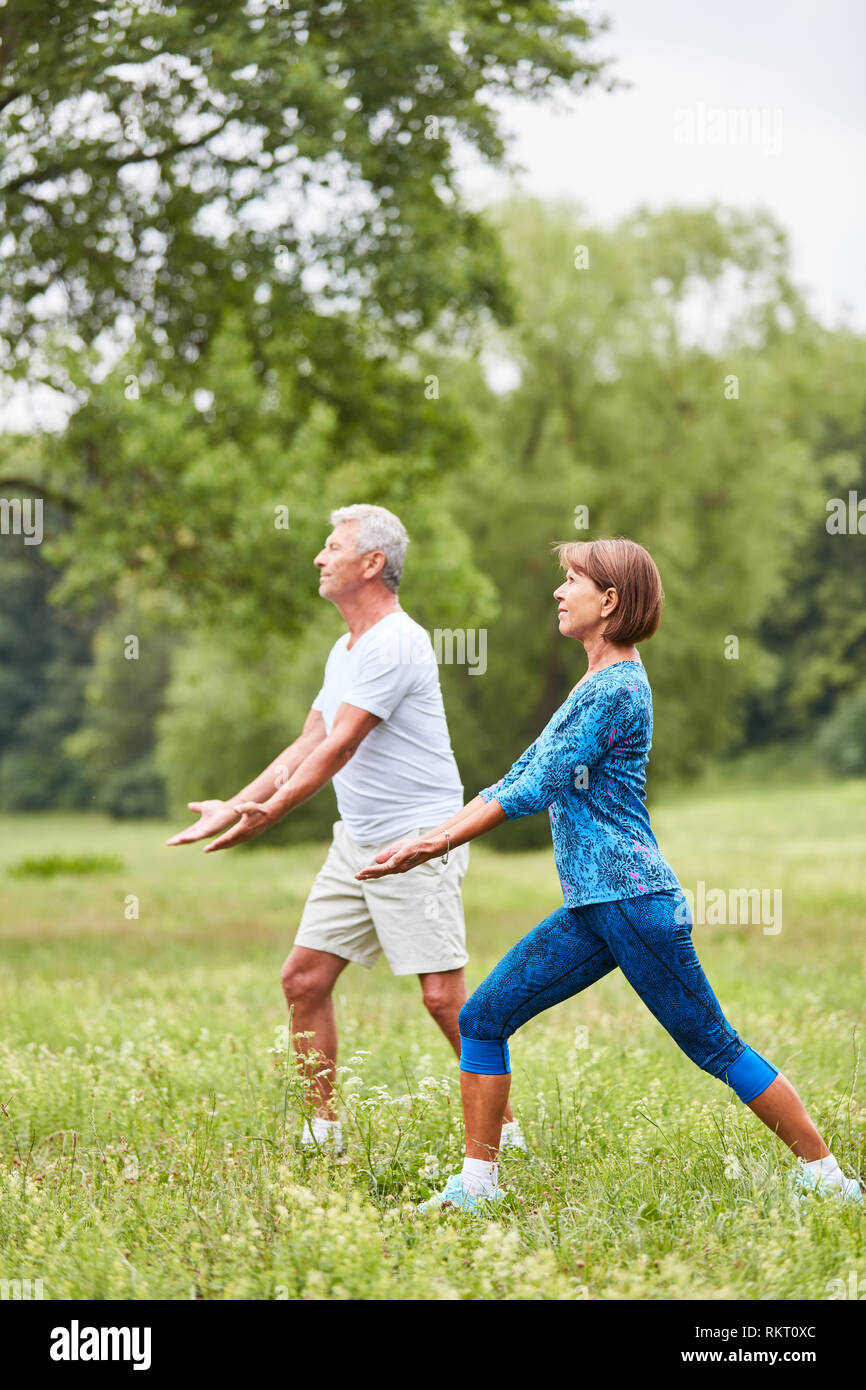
[
  {"xmin": 418, "ymin": 967, "xmax": 516, "ymax": 1125},
  {"xmin": 280, "ymin": 945, "xmax": 350, "ymax": 1117}
]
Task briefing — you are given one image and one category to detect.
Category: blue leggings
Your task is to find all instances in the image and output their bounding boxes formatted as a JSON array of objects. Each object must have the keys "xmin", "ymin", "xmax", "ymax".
[{"xmin": 459, "ymin": 889, "xmax": 778, "ymax": 1104}]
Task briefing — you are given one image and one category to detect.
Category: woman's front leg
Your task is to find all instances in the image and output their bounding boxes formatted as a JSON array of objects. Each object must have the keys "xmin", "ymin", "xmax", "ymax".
[
  {"xmin": 746, "ymin": 1073, "xmax": 829, "ymax": 1161},
  {"xmin": 461, "ymin": 1070, "xmax": 512, "ymax": 1163}
]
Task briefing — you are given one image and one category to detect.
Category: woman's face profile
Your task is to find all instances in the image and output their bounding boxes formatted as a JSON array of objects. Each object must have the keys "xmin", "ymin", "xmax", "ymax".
[{"xmin": 554, "ymin": 567, "xmax": 615, "ymax": 641}]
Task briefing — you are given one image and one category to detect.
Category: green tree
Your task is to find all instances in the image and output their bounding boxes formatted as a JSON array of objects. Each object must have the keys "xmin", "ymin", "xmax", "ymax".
[
  {"xmin": 154, "ymin": 617, "xmax": 338, "ymax": 842},
  {"xmin": 1, "ymin": 1, "xmax": 609, "ymax": 381},
  {"xmin": 0, "ymin": 508, "xmax": 97, "ymax": 810},
  {"xmin": 1, "ymin": 2, "xmax": 613, "ymax": 625},
  {"xmin": 743, "ymin": 330, "xmax": 866, "ymax": 743},
  {"xmin": 151, "ymin": 200, "xmax": 866, "ymax": 838},
  {"xmin": 816, "ymin": 682, "xmax": 866, "ymax": 777},
  {"xmin": 64, "ymin": 595, "xmax": 176, "ymax": 817},
  {"xmin": 21, "ymin": 311, "xmax": 496, "ymax": 633},
  {"xmin": 434, "ymin": 199, "xmax": 847, "ymax": 836}
]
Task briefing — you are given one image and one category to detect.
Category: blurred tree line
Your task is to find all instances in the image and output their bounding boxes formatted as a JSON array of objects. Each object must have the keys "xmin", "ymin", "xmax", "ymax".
[
  {"xmin": 3, "ymin": 197, "xmax": 864, "ymax": 842},
  {"xmin": 1, "ymin": 3, "xmax": 864, "ymax": 843}
]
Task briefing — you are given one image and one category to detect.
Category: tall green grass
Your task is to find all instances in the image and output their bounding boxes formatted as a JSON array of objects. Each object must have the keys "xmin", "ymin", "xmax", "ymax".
[{"xmin": 0, "ymin": 783, "xmax": 863, "ymax": 1300}]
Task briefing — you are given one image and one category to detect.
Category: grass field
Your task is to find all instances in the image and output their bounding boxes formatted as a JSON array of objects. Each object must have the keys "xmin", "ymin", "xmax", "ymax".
[{"xmin": 1, "ymin": 780, "xmax": 864, "ymax": 1301}]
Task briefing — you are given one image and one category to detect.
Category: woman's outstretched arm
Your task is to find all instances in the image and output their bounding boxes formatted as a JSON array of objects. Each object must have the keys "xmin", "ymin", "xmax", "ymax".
[
  {"xmin": 432, "ymin": 794, "xmax": 494, "ymax": 835},
  {"xmin": 355, "ymin": 796, "xmax": 507, "ymax": 879}
]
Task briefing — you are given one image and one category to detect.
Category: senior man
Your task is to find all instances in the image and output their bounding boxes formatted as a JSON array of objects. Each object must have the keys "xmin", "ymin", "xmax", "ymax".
[{"xmin": 167, "ymin": 504, "xmax": 523, "ymax": 1153}]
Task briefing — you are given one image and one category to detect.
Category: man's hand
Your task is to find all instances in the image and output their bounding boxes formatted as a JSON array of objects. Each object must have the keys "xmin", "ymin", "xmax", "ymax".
[
  {"xmin": 202, "ymin": 801, "xmax": 273, "ymax": 854},
  {"xmin": 167, "ymin": 799, "xmax": 240, "ymax": 846},
  {"xmin": 355, "ymin": 836, "xmax": 443, "ymax": 880}
]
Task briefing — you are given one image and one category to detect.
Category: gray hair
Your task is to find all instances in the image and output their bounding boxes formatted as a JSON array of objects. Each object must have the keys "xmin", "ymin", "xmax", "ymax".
[{"xmin": 329, "ymin": 504, "xmax": 409, "ymax": 592}]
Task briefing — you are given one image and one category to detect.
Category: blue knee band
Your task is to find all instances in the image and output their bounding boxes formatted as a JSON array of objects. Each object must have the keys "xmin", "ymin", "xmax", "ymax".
[
  {"xmin": 723, "ymin": 1046, "xmax": 778, "ymax": 1103},
  {"xmin": 459, "ymin": 1034, "xmax": 511, "ymax": 1075}
]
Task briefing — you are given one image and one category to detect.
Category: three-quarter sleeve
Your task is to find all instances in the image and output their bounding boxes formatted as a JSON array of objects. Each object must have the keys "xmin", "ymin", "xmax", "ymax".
[
  {"xmin": 493, "ymin": 686, "xmax": 631, "ymax": 820},
  {"xmin": 478, "ymin": 737, "xmax": 540, "ymax": 804}
]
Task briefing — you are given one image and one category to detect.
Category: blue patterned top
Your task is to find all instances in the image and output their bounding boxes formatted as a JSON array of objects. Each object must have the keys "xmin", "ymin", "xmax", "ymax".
[{"xmin": 478, "ymin": 659, "xmax": 680, "ymax": 908}]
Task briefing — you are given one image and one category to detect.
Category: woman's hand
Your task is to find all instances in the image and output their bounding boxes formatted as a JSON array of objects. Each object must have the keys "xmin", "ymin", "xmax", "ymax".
[
  {"xmin": 202, "ymin": 801, "xmax": 274, "ymax": 853},
  {"xmin": 355, "ymin": 836, "xmax": 444, "ymax": 880}
]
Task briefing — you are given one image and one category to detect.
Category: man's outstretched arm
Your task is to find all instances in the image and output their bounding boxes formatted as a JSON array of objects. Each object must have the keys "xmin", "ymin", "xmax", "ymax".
[
  {"xmin": 166, "ymin": 708, "xmax": 329, "ymax": 846},
  {"xmin": 202, "ymin": 702, "xmax": 381, "ymax": 853}
]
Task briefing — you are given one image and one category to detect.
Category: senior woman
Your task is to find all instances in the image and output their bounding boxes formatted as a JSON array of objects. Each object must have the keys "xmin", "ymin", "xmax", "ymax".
[{"xmin": 356, "ymin": 539, "xmax": 862, "ymax": 1213}]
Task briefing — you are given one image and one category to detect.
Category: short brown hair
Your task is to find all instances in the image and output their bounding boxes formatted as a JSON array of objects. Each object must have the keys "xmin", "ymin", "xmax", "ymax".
[{"xmin": 554, "ymin": 538, "xmax": 663, "ymax": 644}]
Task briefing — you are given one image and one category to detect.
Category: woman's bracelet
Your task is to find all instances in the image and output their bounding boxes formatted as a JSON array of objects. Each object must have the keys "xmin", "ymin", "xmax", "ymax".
[{"xmin": 440, "ymin": 831, "xmax": 450, "ymax": 865}]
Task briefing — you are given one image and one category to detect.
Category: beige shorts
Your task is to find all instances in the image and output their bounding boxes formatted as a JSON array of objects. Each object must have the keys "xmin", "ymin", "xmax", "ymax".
[{"xmin": 294, "ymin": 820, "xmax": 470, "ymax": 975}]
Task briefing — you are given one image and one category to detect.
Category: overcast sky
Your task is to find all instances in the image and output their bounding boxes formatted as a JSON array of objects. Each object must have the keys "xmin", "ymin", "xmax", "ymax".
[{"xmin": 466, "ymin": 0, "xmax": 866, "ymax": 330}]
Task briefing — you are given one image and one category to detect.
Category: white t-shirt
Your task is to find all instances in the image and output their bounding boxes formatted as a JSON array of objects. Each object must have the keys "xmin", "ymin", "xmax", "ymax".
[{"xmin": 312, "ymin": 609, "xmax": 464, "ymax": 844}]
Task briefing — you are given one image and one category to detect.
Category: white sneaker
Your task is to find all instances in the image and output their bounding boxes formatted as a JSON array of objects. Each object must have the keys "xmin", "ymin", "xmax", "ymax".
[
  {"xmin": 794, "ymin": 1156, "xmax": 863, "ymax": 1204},
  {"xmin": 300, "ymin": 1117, "xmax": 345, "ymax": 1155},
  {"xmin": 500, "ymin": 1120, "xmax": 527, "ymax": 1152},
  {"xmin": 417, "ymin": 1174, "xmax": 506, "ymax": 1216}
]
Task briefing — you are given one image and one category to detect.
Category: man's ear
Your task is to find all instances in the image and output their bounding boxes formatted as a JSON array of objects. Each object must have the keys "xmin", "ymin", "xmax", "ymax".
[{"xmin": 364, "ymin": 549, "xmax": 386, "ymax": 580}]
